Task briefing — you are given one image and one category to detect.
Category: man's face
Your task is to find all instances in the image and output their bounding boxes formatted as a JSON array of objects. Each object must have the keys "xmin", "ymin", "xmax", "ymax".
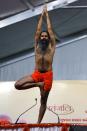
[
  {"xmin": 39, "ymin": 32, "xmax": 49, "ymax": 51},
  {"xmin": 40, "ymin": 32, "xmax": 49, "ymax": 40}
]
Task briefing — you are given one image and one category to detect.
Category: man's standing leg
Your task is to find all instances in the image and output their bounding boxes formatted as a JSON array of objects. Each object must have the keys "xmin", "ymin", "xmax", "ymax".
[{"xmin": 37, "ymin": 87, "xmax": 50, "ymax": 123}]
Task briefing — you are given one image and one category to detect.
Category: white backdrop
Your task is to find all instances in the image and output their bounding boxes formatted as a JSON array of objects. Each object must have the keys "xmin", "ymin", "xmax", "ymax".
[{"xmin": 0, "ymin": 81, "xmax": 87, "ymax": 124}]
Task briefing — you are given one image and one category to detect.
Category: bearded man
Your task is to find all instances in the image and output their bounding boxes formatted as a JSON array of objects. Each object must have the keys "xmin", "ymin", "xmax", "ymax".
[{"xmin": 15, "ymin": 5, "xmax": 56, "ymax": 123}]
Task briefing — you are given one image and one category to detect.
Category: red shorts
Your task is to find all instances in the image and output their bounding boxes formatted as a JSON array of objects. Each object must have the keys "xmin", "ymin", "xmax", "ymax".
[{"xmin": 31, "ymin": 70, "xmax": 53, "ymax": 91}]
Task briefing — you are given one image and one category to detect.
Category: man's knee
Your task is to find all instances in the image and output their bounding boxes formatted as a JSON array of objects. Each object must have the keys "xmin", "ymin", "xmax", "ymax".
[{"xmin": 14, "ymin": 81, "xmax": 21, "ymax": 90}]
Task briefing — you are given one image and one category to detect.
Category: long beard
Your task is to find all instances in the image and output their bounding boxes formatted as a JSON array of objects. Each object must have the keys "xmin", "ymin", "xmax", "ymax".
[{"xmin": 39, "ymin": 38, "xmax": 49, "ymax": 52}]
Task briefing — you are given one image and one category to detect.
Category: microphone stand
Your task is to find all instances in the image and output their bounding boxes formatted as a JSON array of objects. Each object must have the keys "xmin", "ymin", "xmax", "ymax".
[
  {"xmin": 47, "ymin": 106, "xmax": 60, "ymax": 123},
  {"xmin": 15, "ymin": 98, "xmax": 37, "ymax": 124}
]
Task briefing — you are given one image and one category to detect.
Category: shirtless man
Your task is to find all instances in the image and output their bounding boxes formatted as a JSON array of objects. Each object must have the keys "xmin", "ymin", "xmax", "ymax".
[{"xmin": 15, "ymin": 5, "xmax": 56, "ymax": 123}]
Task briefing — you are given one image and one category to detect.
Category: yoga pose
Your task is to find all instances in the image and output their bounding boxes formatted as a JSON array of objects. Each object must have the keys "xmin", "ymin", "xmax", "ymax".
[{"xmin": 15, "ymin": 5, "xmax": 56, "ymax": 123}]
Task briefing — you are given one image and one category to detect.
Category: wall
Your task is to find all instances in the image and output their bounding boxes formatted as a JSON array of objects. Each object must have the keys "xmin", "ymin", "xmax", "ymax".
[
  {"xmin": 0, "ymin": 35, "xmax": 87, "ymax": 80},
  {"xmin": 0, "ymin": 81, "xmax": 87, "ymax": 124}
]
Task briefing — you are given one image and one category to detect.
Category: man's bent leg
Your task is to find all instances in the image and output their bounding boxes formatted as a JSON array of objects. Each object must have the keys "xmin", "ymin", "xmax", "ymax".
[
  {"xmin": 15, "ymin": 82, "xmax": 43, "ymax": 90},
  {"xmin": 15, "ymin": 75, "xmax": 34, "ymax": 88},
  {"xmin": 15, "ymin": 75, "xmax": 44, "ymax": 90}
]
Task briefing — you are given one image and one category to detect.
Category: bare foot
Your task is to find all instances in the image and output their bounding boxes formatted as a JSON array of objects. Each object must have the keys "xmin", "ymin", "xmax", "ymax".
[{"xmin": 37, "ymin": 82, "xmax": 44, "ymax": 89}]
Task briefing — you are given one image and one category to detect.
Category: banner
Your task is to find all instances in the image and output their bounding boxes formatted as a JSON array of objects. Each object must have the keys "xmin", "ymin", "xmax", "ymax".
[{"xmin": 0, "ymin": 81, "xmax": 87, "ymax": 124}]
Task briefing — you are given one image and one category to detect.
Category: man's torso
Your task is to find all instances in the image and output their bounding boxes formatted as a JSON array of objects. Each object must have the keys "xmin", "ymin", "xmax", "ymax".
[{"xmin": 35, "ymin": 42, "xmax": 55, "ymax": 72}]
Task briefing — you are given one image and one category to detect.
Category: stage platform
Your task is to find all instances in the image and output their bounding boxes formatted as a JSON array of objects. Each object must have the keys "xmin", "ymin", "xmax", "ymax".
[{"xmin": 0, "ymin": 123, "xmax": 87, "ymax": 131}]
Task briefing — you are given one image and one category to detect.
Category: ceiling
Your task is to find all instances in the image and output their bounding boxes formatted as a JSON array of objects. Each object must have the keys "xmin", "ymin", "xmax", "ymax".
[{"xmin": 0, "ymin": 0, "xmax": 87, "ymax": 61}]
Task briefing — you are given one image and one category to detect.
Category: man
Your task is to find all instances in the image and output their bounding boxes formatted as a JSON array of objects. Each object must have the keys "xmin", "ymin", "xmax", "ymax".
[{"xmin": 15, "ymin": 5, "xmax": 56, "ymax": 123}]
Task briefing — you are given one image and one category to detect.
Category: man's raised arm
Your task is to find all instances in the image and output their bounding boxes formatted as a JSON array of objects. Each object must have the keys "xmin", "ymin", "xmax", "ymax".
[
  {"xmin": 45, "ymin": 6, "xmax": 56, "ymax": 46},
  {"xmin": 35, "ymin": 9, "xmax": 44, "ymax": 42}
]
